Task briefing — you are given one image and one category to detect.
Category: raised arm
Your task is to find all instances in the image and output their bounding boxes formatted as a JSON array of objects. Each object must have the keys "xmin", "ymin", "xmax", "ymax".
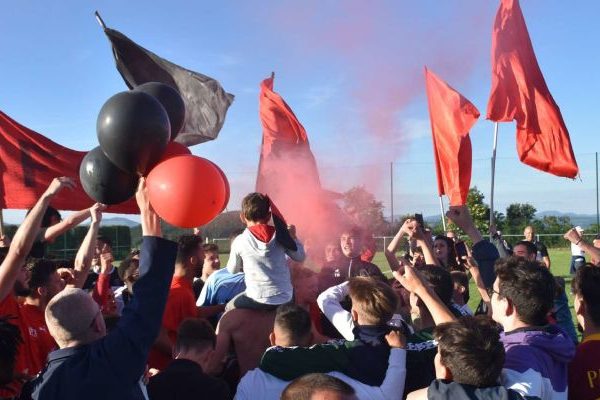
[
  {"xmin": 393, "ymin": 264, "xmax": 455, "ymax": 325},
  {"xmin": 385, "ymin": 223, "xmax": 407, "ymax": 272},
  {"xmin": 0, "ymin": 177, "xmax": 74, "ymax": 300},
  {"xmin": 71, "ymin": 203, "xmax": 105, "ymax": 288},
  {"xmin": 446, "ymin": 206, "xmax": 498, "ymax": 288},
  {"xmin": 565, "ymin": 228, "xmax": 600, "ymax": 265},
  {"xmin": 41, "ymin": 207, "xmax": 91, "ymax": 243},
  {"xmin": 103, "ymin": 178, "xmax": 177, "ymax": 382},
  {"xmin": 316, "ymin": 281, "xmax": 354, "ymax": 340},
  {"xmin": 408, "ymin": 223, "xmax": 439, "ymax": 267}
]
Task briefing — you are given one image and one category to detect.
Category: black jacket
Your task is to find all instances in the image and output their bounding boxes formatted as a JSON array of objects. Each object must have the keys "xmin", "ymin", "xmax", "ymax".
[
  {"xmin": 427, "ymin": 380, "xmax": 525, "ymax": 400},
  {"xmin": 147, "ymin": 359, "xmax": 230, "ymax": 400}
]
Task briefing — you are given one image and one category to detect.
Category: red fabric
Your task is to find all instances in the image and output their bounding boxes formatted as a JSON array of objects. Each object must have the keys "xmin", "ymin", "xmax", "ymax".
[
  {"xmin": 255, "ymin": 73, "xmax": 322, "ymax": 215},
  {"xmin": 568, "ymin": 336, "xmax": 600, "ymax": 400},
  {"xmin": 425, "ymin": 68, "xmax": 480, "ymax": 206},
  {"xmin": 486, "ymin": 0, "xmax": 578, "ymax": 178},
  {"xmin": 0, "ymin": 111, "xmax": 138, "ymax": 212},
  {"xmin": 147, "ymin": 275, "xmax": 198, "ymax": 370},
  {"xmin": 0, "ymin": 295, "xmax": 56, "ymax": 397},
  {"xmin": 248, "ymin": 224, "xmax": 276, "ymax": 243},
  {"xmin": 92, "ymin": 273, "xmax": 111, "ymax": 311}
]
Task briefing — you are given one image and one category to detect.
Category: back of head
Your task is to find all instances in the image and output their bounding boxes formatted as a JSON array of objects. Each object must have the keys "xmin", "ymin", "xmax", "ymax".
[
  {"xmin": 450, "ymin": 271, "xmax": 470, "ymax": 303},
  {"xmin": 434, "ymin": 315, "xmax": 504, "ymax": 387},
  {"xmin": 45, "ymin": 287, "xmax": 102, "ymax": 347},
  {"xmin": 26, "ymin": 206, "xmax": 61, "ymax": 228},
  {"xmin": 0, "ymin": 317, "xmax": 22, "ymax": 385},
  {"xmin": 417, "ymin": 265, "xmax": 454, "ymax": 306},
  {"xmin": 242, "ymin": 192, "xmax": 270, "ymax": 222},
  {"xmin": 176, "ymin": 235, "xmax": 203, "ymax": 265},
  {"xmin": 174, "ymin": 318, "xmax": 216, "ymax": 355},
  {"xmin": 494, "ymin": 257, "xmax": 555, "ymax": 326},
  {"xmin": 274, "ymin": 303, "xmax": 312, "ymax": 347},
  {"xmin": 27, "ymin": 259, "xmax": 57, "ymax": 294},
  {"xmin": 572, "ymin": 264, "xmax": 600, "ymax": 327},
  {"xmin": 281, "ymin": 373, "xmax": 356, "ymax": 400},
  {"xmin": 513, "ymin": 240, "xmax": 537, "ymax": 258},
  {"xmin": 348, "ymin": 277, "xmax": 397, "ymax": 325}
]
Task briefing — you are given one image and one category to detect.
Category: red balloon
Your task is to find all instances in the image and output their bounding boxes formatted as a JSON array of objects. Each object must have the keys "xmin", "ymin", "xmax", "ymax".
[
  {"xmin": 159, "ymin": 141, "xmax": 191, "ymax": 162},
  {"xmin": 207, "ymin": 160, "xmax": 230, "ymax": 212},
  {"xmin": 147, "ymin": 155, "xmax": 227, "ymax": 228}
]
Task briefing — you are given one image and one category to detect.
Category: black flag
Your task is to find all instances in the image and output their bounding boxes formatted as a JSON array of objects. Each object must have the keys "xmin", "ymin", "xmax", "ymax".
[{"xmin": 101, "ymin": 25, "xmax": 234, "ymax": 146}]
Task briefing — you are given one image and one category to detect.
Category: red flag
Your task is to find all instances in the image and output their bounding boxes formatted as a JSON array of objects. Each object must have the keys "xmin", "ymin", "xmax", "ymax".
[
  {"xmin": 425, "ymin": 68, "xmax": 480, "ymax": 206},
  {"xmin": 256, "ymin": 73, "xmax": 321, "ymax": 196},
  {"xmin": 0, "ymin": 111, "xmax": 137, "ymax": 213},
  {"xmin": 486, "ymin": 0, "xmax": 578, "ymax": 178}
]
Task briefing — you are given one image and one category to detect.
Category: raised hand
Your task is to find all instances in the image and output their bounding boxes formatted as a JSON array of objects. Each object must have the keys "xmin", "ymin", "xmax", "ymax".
[
  {"xmin": 90, "ymin": 203, "xmax": 106, "ymax": 224},
  {"xmin": 44, "ymin": 177, "xmax": 76, "ymax": 197},
  {"xmin": 385, "ymin": 329, "xmax": 406, "ymax": 349}
]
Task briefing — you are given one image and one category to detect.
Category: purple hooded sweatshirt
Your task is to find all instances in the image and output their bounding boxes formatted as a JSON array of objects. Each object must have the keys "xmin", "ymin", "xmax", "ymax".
[{"xmin": 500, "ymin": 325, "xmax": 575, "ymax": 400}]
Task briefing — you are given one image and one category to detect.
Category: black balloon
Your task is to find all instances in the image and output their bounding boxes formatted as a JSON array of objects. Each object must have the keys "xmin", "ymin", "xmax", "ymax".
[
  {"xmin": 135, "ymin": 82, "xmax": 186, "ymax": 139},
  {"xmin": 97, "ymin": 91, "xmax": 170, "ymax": 175},
  {"xmin": 80, "ymin": 147, "xmax": 139, "ymax": 205}
]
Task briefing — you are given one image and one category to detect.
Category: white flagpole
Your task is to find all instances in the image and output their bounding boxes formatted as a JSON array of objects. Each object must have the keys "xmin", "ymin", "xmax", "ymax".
[
  {"xmin": 489, "ymin": 122, "xmax": 499, "ymax": 238},
  {"xmin": 439, "ymin": 196, "xmax": 447, "ymax": 232}
]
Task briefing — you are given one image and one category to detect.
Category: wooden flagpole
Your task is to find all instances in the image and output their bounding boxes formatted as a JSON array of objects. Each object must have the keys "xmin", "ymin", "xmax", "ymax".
[{"xmin": 439, "ymin": 196, "xmax": 447, "ymax": 232}]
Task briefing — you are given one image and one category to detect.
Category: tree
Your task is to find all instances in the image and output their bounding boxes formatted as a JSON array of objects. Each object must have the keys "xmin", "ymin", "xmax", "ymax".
[
  {"xmin": 505, "ymin": 203, "xmax": 537, "ymax": 234},
  {"xmin": 342, "ymin": 186, "xmax": 388, "ymax": 234}
]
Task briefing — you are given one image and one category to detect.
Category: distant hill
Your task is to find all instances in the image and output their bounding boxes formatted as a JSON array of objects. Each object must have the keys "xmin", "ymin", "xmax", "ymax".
[{"xmin": 101, "ymin": 217, "xmax": 139, "ymax": 228}]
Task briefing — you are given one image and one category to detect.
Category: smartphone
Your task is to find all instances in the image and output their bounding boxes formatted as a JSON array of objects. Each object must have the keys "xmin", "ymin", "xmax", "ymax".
[
  {"xmin": 455, "ymin": 240, "xmax": 468, "ymax": 258},
  {"xmin": 414, "ymin": 213, "xmax": 424, "ymax": 228}
]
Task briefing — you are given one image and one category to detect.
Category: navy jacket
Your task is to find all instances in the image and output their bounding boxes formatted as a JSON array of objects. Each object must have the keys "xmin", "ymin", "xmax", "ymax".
[{"xmin": 22, "ymin": 236, "xmax": 177, "ymax": 400}]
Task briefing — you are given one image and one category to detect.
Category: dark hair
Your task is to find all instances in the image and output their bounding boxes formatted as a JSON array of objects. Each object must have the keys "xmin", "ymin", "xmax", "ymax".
[
  {"xmin": 513, "ymin": 241, "xmax": 537, "ymax": 257},
  {"xmin": 451, "ymin": 271, "xmax": 470, "ymax": 304},
  {"xmin": 27, "ymin": 259, "xmax": 57, "ymax": 291},
  {"xmin": 176, "ymin": 235, "xmax": 203, "ymax": 264},
  {"xmin": 417, "ymin": 265, "xmax": 454, "ymax": 306},
  {"xmin": 174, "ymin": 318, "xmax": 216, "ymax": 354},
  {"xmin": 495, "ymin": 257, "xmax": 555, "ymax": 326},
  {"xmin": 433, "ymin": 236, "xmax": 459, "ymax": 270},
  {"xmin": 117, "ymin": 255, "xmax": 139, "ymax": 282},
  {"xmin": 434, "ymin": 315, "xmax": 505, "ymax": 387},
  {"xmin": 572, "ymin": 264, "xmax": 600, "ymax": 327},
  {"xmin": 275, "ymin": 304, "xmax": 312, "ymax": 346},
  {"xmin": 96, "ymin": 235, "xmax": 112, "ymax": 249},
  {"xmin": 202, "ymin": 243, "xmax": 219, "ymax": 253},
  {"xmin": 26, "ymin": 206, "xmax": 62, "ymax": 228},
  {"xmin": 241, "ymin": 192, "xmax": 270, "ymax": 222},
  {"xmin": 0, "ymin": 317, "xmax": 23, "ymax": 385},
  {"xmin": 281, "ymin": 373, "xmax": 355, "ymax": 400},
  {"xmin": 348, "ymin": 276, "xmax": 397, "ymax": 325},
  {"xmin": 340, "ymin": 225, "xmax": 363, "ymax": 238}
]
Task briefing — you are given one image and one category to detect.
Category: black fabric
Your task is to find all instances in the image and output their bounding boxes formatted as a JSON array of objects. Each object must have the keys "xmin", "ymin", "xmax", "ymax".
[
  {"xmin": 82, "ymin": 268, "xmax": 123, "ymax": 291},
  {"xmin": 193, "ymin": 278, "xmax": 204, "ymax": 300},
  {"xmin": 427, "ymin": 380, "xmax": 525, "ymax": 400},
  {"xmin": 147, "ymin": 359, "xmax": 231, "ymax": 400},
  {"xmin": 103, "ymin": 28, "xmax": 234, "ymax": 146}
]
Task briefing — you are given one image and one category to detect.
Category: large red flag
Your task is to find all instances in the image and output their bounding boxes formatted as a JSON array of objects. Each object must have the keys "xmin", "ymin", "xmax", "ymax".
[
  {"xmin": 486, "ymin": 0, "xmax": 578, "ymax": 178},
  {"xmin": 425, "ymin": 68, "xmax": 480, "ymax": 206},
  {"xmin": 256, "ymin": 73, "xmax": 346, "ymax": 243},
  {"xmin": 0, "ymin": 111, "xmax": 137, "ymax": 213},
  {"xmin": 256, "ymin": 73, "xmax": 321, "ymax": 196}
]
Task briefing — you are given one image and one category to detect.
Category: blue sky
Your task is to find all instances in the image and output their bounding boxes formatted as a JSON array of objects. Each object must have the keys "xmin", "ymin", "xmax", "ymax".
[{"xmin": 1, "ymin": 1, "xmax": 599, "ymax": 224}]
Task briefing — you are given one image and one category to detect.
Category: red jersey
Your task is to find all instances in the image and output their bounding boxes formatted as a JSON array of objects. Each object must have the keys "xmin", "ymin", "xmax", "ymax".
[
  {"xmin": 0, "ymin": 294, "xmax": 56, "ymax": 397},
  {"xmin": 569, "ymin": 333, "xmax": 600, "ymax": 400},
  {"xmin": 147, "ymin": 276, "xmax": 198, "ymax": 370}
]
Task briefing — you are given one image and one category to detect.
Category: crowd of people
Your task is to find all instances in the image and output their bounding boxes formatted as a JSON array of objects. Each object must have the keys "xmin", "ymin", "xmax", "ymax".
[{"xmin": 0, "ymin": 176, "xmax": 599, "ymax": 399}]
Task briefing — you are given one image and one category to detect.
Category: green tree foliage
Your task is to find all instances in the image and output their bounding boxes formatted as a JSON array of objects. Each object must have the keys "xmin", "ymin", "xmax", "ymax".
[
  {"xmin": 343, "ymin": 186, "xmax": 389, "ymax": 234},
  {"xmin": 505, "ymin": 203, "xmax": 537, "ymax": 234}
]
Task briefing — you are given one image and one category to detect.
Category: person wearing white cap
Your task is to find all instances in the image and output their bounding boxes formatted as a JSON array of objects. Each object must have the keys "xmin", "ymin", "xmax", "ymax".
[{"xmin": 570, "ymin": 226, "xmax": 586, "ymax": 274}]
